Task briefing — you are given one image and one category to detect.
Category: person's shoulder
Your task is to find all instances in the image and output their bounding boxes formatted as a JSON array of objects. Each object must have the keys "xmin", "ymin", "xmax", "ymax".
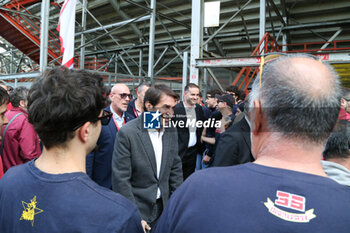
[
  {"xmin": 0, "ymin": 163, "xmax": 29, "ymax": 187},
  {"xmin": 174, "ymin": 102, "xmax": 184, "ymax": 110},
  {"xmin": 78, "ymin": 177, "xmax": 139, "ymax": 215},
  {"xmin": 183, "ymin": 165, "xmax": 248, "ymax": 189}
]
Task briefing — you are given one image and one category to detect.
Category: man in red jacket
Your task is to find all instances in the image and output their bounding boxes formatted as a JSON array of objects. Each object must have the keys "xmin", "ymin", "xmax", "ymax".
[
  {"xmin": 0, "ymin": 87, "xmax": 9, "ymax": 179},
  {"xmin": 1, "ymin": 86, "xmax": 41, "ymax": 172}
]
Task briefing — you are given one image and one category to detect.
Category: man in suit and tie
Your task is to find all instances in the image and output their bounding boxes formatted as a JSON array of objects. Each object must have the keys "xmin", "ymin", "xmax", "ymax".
[
  {"xmin": 86, "ymin": 83, "xmax": 133, "ymax": 189},
  {"xmin": 112, "ymin": 85, "xmax": 182, "ymax": 231},
  {"xmin": 173, "ymin": 83, "xmax": 205, "ymax": 180}
]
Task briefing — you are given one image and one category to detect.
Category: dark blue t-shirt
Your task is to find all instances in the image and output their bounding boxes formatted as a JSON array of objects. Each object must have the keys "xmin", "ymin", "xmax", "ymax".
[
  {"xmin": 0, "ymin": 160, "xmax": 143, "ymax": 233},
  {"xmin": 154, "ymin": 163, "xmax": 350, "ymax": 233}
]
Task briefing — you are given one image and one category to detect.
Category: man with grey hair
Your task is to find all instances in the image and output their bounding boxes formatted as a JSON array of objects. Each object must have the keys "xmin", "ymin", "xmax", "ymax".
[
  {"xmin": 153, "ymin": 54, "xmax": 350, "ymax": 233},
  {"xmin": 1, "ymin": 86, "xmax": 41, "ymax": 172},
  {"xmin": 86, "ymin": 83, "xmax": 133, "ymax": 188},
  {"xmin": 127, "ymin": 82, "xmax": 150, "ymax": 119}
]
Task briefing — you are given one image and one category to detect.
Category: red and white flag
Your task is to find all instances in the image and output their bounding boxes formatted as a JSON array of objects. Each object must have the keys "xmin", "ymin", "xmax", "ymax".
[{"xmin": 57, "ymin": 0, "xmax": 76, "ymax": 69}]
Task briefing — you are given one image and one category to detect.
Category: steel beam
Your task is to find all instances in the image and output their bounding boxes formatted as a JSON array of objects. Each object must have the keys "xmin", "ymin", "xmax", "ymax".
[
  {"xmin": 206, "ymin": 68, "xmax": 224, "ymax": 92},
  {"xmin": 80, "ymin": 0, "xmax": 87, "ymax": 69},
  {"xmin": 266, "ymin": 0, "xmax": 275, "ymax": 39},
  {"xmin": 153, "ymin": 46, "xmax": 169, "ymax": 69},
  {"xmin": 236, "ymin": 1, "xmax": 253, "ymax": 52},
  {"xmin": 39, "ymin": 0, "xmax": 50, "ymax": 72},
  {"xmin": 196, "ymin": 53, "xmax": 350, "ymax": 68},
  {"xmin": 259, "ymin": 0, "xmax": 266, "ymax": 54},
  {"xmin": 75, "ymin": 15, "xmax": 151, "ymax": 36},
  {"xmin": 148, "ymin": 0, "xmax": 156, "ymax": 82},
  {"xmin": 319, "ymin": 29, "xmax": 343, "ymax": 51},
  {"xmin": 181, "ymin": 51, "xmax": 188, "ymax": 100},
  {"xmin": 155, "ymin": 45, "xmax": 190, "ymax": 77},
  {"xmin": 0, "ymin": 7, "xmax": 56, "ymax": 23},
  {"xmin": 189, "ymin": 0, "xmax": 203, "ymax": 85},
  {"xmin": 120, "ymin": 55, "xmax": 134, "ymax": 76},
  {"xmin": 267, "ymin": 0, "xmax": 286, "ymax": 26},
  {"xmin": 124, "ymin": 0, "xmax": 191, "ymax": 29},
  {"xmin": 139, "ymin": 49, "xmax": 143, "ymax": 77}
]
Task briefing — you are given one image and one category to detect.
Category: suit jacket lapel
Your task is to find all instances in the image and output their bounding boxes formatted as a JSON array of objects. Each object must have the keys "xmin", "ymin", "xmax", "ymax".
[{"xmin": 136, "ymin": 117, "xmax": 157, "ymax": 177}]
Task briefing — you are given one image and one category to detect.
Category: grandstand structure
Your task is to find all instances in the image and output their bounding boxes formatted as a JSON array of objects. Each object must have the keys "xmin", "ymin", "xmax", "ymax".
[{"xmin": 0, "ymin": 0, "xmax": 349, "ymax": 91}]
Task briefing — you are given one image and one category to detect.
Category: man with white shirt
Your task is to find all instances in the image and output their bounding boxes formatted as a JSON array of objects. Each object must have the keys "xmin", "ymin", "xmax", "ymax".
[
  {"xmin": 173, "ymin": 83, "xmax": 205, "ymax": 180},
  {"xmin": 112, "ymin": 85, "xmax": 182, "ymax": 231},
  {"xmin": 86, "ymin": 83, "xmax": 133, "ymax": 189}
]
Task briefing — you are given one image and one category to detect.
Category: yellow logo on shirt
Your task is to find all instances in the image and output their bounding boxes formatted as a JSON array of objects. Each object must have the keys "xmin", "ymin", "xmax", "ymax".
[{"xmin": 20, "ymin": 196, "xmax": 43, "ymax": 226}]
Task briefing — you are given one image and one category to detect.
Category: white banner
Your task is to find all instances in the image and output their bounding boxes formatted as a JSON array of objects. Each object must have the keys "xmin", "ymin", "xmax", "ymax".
[{"xmin": 57, "ymin": 0, "xmax": 76, "ymax": 68}]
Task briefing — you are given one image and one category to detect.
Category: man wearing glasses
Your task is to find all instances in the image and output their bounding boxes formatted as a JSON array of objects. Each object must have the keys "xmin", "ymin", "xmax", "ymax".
[
  {"xmin": 86, "ymin": 83, "xmax": 133, "ymax": 189},
  {"xmin": 154, "ymin": 54, "xmax": 350, "ymax": 233},
  {"xmin": 339, "ymin": 87, "xmax": 350, "ymax": 121},
  {"xmin": 0, "ymin": 68, "xmax": 143, "ymax": 233}
]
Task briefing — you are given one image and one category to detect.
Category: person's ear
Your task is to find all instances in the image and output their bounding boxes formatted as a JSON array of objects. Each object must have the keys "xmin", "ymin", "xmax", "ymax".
[
  {"xmin": 19, "ymin": 100, "xmax": 26, "ymax": 108},
  {"xmin": 78, "ymin": 122, "xmax": 92, "ymax": 143},
  {"xmin": 145, "ymin": 101, "xmax": 153, "ymax": 112},
  {"xmin": 252, "ymin": 99, "xmax": 263, "ymax": 135},
  {"xmin": 341, "ymin": 98, "xmax": 346, "ymax": 108}
]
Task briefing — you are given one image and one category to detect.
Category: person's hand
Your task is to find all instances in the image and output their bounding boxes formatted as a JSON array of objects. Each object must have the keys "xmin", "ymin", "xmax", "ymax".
[
  {"xmin": 202, "ymin": 155, "xmax": 211, "ymax": 164},
  {"xmin": 141, "ymin": 220, "xmax": 151, "ymax": 233}
]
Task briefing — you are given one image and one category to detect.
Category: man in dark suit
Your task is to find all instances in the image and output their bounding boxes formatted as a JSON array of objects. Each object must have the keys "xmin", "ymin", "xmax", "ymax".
[
  {"xmin": 173, "ymin": 83, "xmax": 205, "ymax": 180},
  {"xmin": 86, "ymin": 83, "xmax": 133, "ymax": 189},
  {"xmin": 112, "ymin": 85, "xmax": 182, "ymax": 231},
  {"xmin": 212, "ymin": 108, "xmax": 254, "ymax": 167}
]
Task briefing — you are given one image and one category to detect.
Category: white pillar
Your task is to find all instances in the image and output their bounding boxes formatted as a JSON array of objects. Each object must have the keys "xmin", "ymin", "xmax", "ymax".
[
  {"xmin": 189, "ymin": 0, "xmax": 203, "ymax": 85},
  {"xmin": 148, "ymin": 0, "xmax": 156, "ymax": 83},
  {"xmin": 40, "ymin": 0, "xmax": 50, "ymax": 72},
  {"xmin": 259, "ymin": 0, "xmax": 266, "ymax": 55}
]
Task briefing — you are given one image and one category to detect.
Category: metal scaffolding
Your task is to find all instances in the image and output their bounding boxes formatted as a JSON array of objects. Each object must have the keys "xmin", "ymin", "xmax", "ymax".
[{"xmin": 0, "ymin": 0, "xmax": 349, "ymax": 89}]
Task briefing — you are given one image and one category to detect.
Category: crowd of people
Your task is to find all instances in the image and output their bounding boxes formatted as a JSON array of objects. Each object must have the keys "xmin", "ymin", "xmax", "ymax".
[{"xmin": 0, "ymin": 53, "xmax": 349, "ymax": 232}]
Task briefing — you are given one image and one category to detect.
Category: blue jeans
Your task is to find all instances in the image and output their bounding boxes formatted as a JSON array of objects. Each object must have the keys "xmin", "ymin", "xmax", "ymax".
[{"xmin": 195, "ymin": 152, "xmax": 210, "ymax": 171}]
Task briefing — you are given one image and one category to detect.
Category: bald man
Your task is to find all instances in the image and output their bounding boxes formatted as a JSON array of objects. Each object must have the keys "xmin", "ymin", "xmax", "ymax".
[
  {"xmin": 154, "ymin": 55, "xmax": 350, "ymax": 233},
  {"xmin": 86, "ymin": 83, "xmax": 134, "ymax": 189}
]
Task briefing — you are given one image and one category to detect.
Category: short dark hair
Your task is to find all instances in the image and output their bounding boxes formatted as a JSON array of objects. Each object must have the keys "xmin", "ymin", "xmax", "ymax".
[
  {"xmin": 225, "ymin": 85, "xmax": 241, "ymax": 99},
  {"xmin": 207, "ymin": 88, "xmax": 222, "ymax": 97},
  {"xmin": 137, "ymin": 82, "xmax": 151, "ymax": 93},
  {"xmin": 28, "ymin": 67, "xmax": 108, "ymax": 149},
  {"xmin": 0, "ymin": 86, "xmax": 9, "ymax": 106},
  {"xmin": 323, "ymin": 120, "xmax": 350, "ymax": 159},
  {"xmin": 240, "ymin": 92, "xmax": 246, "ymax": 101},
  {"xmin": 10, "ymin": 86, "xmax": 28, "ymax": 107},
  {"xmin": 143, "ymin": 84, "xmax": 177, "ymax": 111},
  {"xmin": 184, "ymin": 83, "xmax": 199, "ymax": 92}
]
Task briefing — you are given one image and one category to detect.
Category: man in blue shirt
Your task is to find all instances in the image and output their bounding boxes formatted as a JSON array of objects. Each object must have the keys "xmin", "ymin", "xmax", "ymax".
[
  {"xmin": 0, "ymin": 68, "xmax": 143, "ymax": 233},
  {"xmin": 154, "ymin": 54, "xmax": 350, "ymax": 233}
]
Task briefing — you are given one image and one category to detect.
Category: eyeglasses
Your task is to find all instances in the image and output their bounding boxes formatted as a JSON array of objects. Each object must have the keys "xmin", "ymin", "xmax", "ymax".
[
  {"xmin": 98, "ymin": 110, "xmax": 113, "ymax": 125},
  {"xmin": 344, "ymin": 98, "xmax": 350, "ymax": 101},
  {"xmin": 258, "ymin": 52, "xmax": 322, "ymax": 87},
  {"xmin": 119, "ymin": 93, "xmax": 133, "ymax": 99},
  {"xmin": 72, "ymin": 110, "xmax": 113, "ymax": 131}
]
